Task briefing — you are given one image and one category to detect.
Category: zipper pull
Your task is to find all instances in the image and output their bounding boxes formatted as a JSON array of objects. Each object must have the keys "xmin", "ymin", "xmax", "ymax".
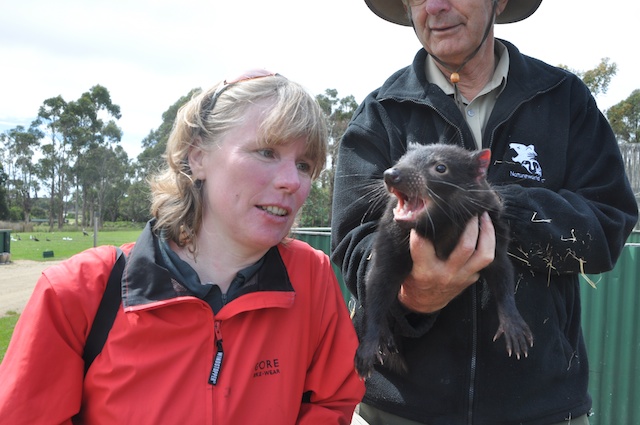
[{"xmin": 209, "ymin": 321, "xmax": 224, "ymax": 385}]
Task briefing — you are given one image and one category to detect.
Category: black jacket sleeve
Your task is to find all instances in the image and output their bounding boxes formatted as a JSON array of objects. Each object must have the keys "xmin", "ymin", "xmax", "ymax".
[{"xmin": 492, "ymin": 76, "xmax": 637, "ymax": 276}]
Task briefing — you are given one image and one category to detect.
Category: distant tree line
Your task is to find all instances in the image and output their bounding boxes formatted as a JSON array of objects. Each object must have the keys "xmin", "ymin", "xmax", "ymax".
[
  {"xmin": 0, "ymin": 59, "xmax": 638, "ymax": 228},
  {"xmin": 0, "ymin": 85, "xmax": 358, "ymax": 229}
]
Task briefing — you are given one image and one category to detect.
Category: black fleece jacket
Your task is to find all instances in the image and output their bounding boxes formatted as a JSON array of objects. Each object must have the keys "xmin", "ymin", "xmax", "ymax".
[{"xmin": 331, "ymin": 40, "xmax": 637, "ymax": 425}]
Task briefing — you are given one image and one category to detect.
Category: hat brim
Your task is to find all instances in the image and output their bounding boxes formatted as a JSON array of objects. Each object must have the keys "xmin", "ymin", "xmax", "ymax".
[{"xmin": 364, "ymin": 0, "xmax": 542, "ymax": 26}]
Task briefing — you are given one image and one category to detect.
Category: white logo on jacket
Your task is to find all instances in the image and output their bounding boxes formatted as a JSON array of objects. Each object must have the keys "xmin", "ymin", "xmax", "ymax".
[{"xmin": 510, "ymin": 143, "xmax": 542, "ymax": 178}]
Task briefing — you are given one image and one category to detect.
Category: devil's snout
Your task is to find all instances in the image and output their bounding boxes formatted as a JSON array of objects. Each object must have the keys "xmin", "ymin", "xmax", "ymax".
[{"xmin": 384, "ymin": 168, "xmax": 402, "ymax": 185}]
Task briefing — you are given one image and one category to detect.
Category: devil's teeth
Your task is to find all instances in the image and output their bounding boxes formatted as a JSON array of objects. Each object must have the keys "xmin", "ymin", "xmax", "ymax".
[{"xmin": 262, "ymin": 206, "xmax": 287, "ymax": 216}]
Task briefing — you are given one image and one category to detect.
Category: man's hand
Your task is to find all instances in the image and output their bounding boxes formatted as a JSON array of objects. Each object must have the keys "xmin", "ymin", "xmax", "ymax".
[{"xmin": 398, "ymin": 212, "xmax": 496, "ymax": 313}]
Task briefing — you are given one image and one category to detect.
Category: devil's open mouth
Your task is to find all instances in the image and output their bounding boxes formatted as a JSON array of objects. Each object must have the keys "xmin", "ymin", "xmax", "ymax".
[{"xmin": 390, "ymin": 188, "xmax": 427, "ymax": 224}]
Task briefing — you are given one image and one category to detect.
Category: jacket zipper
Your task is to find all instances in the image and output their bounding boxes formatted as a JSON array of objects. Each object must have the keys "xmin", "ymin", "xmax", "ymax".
[
  {"xmin": 399, "ymin": 96, "xmax": 477, "ymax": 422},
  {"xmin": 390, "ymin": 96, "xmax": 471, "ymax": 150},
  {"xmin": 209, "ymin": 320, "xmax": 224, "ymax": 385},
  {"xmin": 467, "ymin": 284, "xmax": 479, "ymax": 425}
]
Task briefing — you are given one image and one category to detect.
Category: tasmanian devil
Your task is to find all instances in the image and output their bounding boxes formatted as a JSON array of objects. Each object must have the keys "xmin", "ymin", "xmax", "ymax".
[{"xmin": 355, "ymin": 143, "xmax": 534, "ymax": 379}]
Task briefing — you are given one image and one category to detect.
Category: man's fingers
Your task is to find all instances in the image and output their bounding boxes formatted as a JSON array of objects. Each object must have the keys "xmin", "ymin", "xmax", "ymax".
[
  {"xmin": 467, "ymin": 212, "xmax": 496, "ymax": 270},
  {"xmin": 449, "ymin": 213, "xmax": 496, "ymax": 282},
  {"xmin": 450, "ymin": 215, "xmax": 481, "ymax": 262}
]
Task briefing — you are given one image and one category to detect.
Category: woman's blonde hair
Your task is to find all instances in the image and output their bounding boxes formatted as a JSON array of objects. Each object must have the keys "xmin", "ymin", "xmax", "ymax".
[{"xmin": 149, "ymin": 73, "xmax": 328, "ymax": 251}]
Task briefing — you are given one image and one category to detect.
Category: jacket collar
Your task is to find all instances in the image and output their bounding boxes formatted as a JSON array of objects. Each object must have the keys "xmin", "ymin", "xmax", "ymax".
[
  {"xmin": 122, "ymin": 221, "xmax": 293, "ymax": 309},
  {"xmin": 376, "ymin": 39, "xmax": 566, "ymax": 110}
]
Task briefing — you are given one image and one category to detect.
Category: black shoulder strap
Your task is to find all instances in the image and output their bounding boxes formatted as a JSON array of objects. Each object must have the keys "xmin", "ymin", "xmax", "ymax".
[{"xmin": 82, "ymin": 247, "xmax": 126, "ymax": 375}]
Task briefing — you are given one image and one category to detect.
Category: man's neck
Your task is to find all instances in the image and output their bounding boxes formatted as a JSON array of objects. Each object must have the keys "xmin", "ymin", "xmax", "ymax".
[{"xmin": 434, "ymin": 38, "xmax": 497, "ymax": 101}]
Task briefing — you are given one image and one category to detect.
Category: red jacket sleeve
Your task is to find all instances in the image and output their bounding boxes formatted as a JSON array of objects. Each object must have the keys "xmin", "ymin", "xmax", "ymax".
[
  {"xmin": 294, "ymin": 246, "xmax": 365, "ymax": 424},
  {"xmin": 0, "ymin": 246, "xmax": 118, "ymax": 424}
]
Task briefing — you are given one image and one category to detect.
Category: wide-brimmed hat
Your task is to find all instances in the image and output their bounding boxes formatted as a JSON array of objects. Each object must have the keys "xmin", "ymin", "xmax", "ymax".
[{"xmin": 364, "ymin": 0, "xmax": 543, "ymax": 26}]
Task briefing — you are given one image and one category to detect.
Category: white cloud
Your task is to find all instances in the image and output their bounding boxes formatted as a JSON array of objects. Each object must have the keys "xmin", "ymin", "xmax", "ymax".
[{"xmin": 1, "ymin": 0, "xmax": 637, "ymax": 158}]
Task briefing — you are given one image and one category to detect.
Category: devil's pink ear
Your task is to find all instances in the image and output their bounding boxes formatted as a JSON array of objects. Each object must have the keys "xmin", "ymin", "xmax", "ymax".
[{"xmin": 475, "ymin": 149, "xmax": 491, "ymax": 179}]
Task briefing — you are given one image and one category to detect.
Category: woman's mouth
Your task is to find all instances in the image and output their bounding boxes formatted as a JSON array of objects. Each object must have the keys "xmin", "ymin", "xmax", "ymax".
[{"xmin": 259, "ymin": 205, "xmax": 288, "ymax": 217}]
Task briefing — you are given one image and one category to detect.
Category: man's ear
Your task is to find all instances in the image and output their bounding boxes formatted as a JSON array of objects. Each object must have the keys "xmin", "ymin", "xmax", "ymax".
[{"xmin": 495, "ymin": 0, "xmax": 510, "ymax": 18}]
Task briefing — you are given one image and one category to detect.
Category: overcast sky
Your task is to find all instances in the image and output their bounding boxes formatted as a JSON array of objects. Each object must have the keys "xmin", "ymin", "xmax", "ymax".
[{"xmin": 1, "ymin": 0, "xmax": 637, "ymax": 158}]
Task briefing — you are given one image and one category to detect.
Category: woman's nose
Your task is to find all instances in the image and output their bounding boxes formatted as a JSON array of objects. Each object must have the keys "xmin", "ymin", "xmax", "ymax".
[{"xmin": 275, "ymin": 160, "xmax": 302, "ymax": 193}]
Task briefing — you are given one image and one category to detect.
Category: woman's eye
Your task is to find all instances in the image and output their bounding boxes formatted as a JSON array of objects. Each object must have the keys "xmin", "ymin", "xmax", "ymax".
[
  {"xmin": 297, "ymin": 161, "xmax": 312, "ymax": 174},
  {"xmin": 258, "ymin": 149, "xmax": 276, "ymax": 159}
]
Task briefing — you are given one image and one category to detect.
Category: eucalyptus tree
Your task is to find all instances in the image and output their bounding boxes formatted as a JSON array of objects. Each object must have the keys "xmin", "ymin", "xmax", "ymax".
[
  {"xmin": 0, "ymin": 125, "xmax": 43, "ymax": 222},
  {"xmin": 61, "ymin": 85, "xmax": 122, "ymax": 228},
  {"xmin": 607, "ymin": 89, "xmax": 640, "ymax": 144},
  {"xmin": 0, "ymin": 165, "xmax": 8, "ymax": 220},
  {"xmin": 126, "ymin": 89, "xmax": 197, "ymax": 223},
  {"xmin": 136, "ymin": 88, "xmax": 198, "ymax": 180},
  {"xmin": 559, "ymin": 57, "xmax": 617, "ymax": 98},
  {"xmin": 34, "ymin": 86, "xmax": 123, "ymax": 229},
  {"xmin": 79, "ymin": 144, "xmax": 131, "ymax": 224},
  {"xmin": 35, "ymin": 95, "xmax": 68, "ymax": 229},
  {"xmin": 120, "ymin": 179, "xmax": 151, "ymax": 223},
  {"xmin": 312, "ymin": 89, "xmax": 358, "ymax": 225}
]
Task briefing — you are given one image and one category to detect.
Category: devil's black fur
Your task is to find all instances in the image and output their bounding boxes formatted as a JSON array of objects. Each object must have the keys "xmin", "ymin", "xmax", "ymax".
[{"xmin": 355, "ymin": 143, "xmax": 533, "ymax": 379}]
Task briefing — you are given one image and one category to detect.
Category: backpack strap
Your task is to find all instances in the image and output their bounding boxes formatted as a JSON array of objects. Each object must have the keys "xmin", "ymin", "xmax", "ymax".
[{"xmin": 82, "ymin": 247, "xmax": 126, "ymax": 375}]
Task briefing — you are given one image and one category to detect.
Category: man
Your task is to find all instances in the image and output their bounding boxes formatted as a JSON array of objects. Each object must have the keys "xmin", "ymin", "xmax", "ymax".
[{"xmin": 331, "ymin": 0, "xmax": 638, "ymax": 424}]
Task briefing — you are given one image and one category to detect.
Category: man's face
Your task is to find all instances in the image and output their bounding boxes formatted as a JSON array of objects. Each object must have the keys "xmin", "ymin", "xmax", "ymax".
[{"xmin": 407, "ymin": 0, "xmax": 507, "ymax": 68}]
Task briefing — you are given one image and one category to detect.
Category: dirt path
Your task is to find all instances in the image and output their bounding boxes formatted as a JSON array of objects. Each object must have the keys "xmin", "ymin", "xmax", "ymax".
[{"xmin": 0, "ymin": 260, "xmax": 63, "ymax": 317}]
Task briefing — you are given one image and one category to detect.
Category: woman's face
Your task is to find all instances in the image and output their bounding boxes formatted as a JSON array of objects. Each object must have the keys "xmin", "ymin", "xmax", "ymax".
[{"xmin": 189, "ymin": 101, "xmax": 314, "ymax": 254}]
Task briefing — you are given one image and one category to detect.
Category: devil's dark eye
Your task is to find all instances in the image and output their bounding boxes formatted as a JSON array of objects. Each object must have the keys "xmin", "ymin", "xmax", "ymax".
[{"xmin": 435, "ymin": 163, "xmax": 447, "ymax": 173}]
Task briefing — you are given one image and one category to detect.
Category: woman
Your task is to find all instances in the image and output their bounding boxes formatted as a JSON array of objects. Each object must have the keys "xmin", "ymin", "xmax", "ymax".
[{"xmin": 0, "ymin": 70, "xmax": 364, "ymax": 424}]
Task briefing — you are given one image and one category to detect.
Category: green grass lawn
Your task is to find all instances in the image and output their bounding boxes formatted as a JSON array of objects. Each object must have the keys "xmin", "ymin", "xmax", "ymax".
[
  {"xmin": 1, "ymin": 228, "xmax": 144, "ymax": 362},
  {"xmin": 0, "ymin": 312, "xmax": 20, "ymax": 363},
  {"xmin": 8, "ymin": 229, "xmax": 143, "ymax": 262}
]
